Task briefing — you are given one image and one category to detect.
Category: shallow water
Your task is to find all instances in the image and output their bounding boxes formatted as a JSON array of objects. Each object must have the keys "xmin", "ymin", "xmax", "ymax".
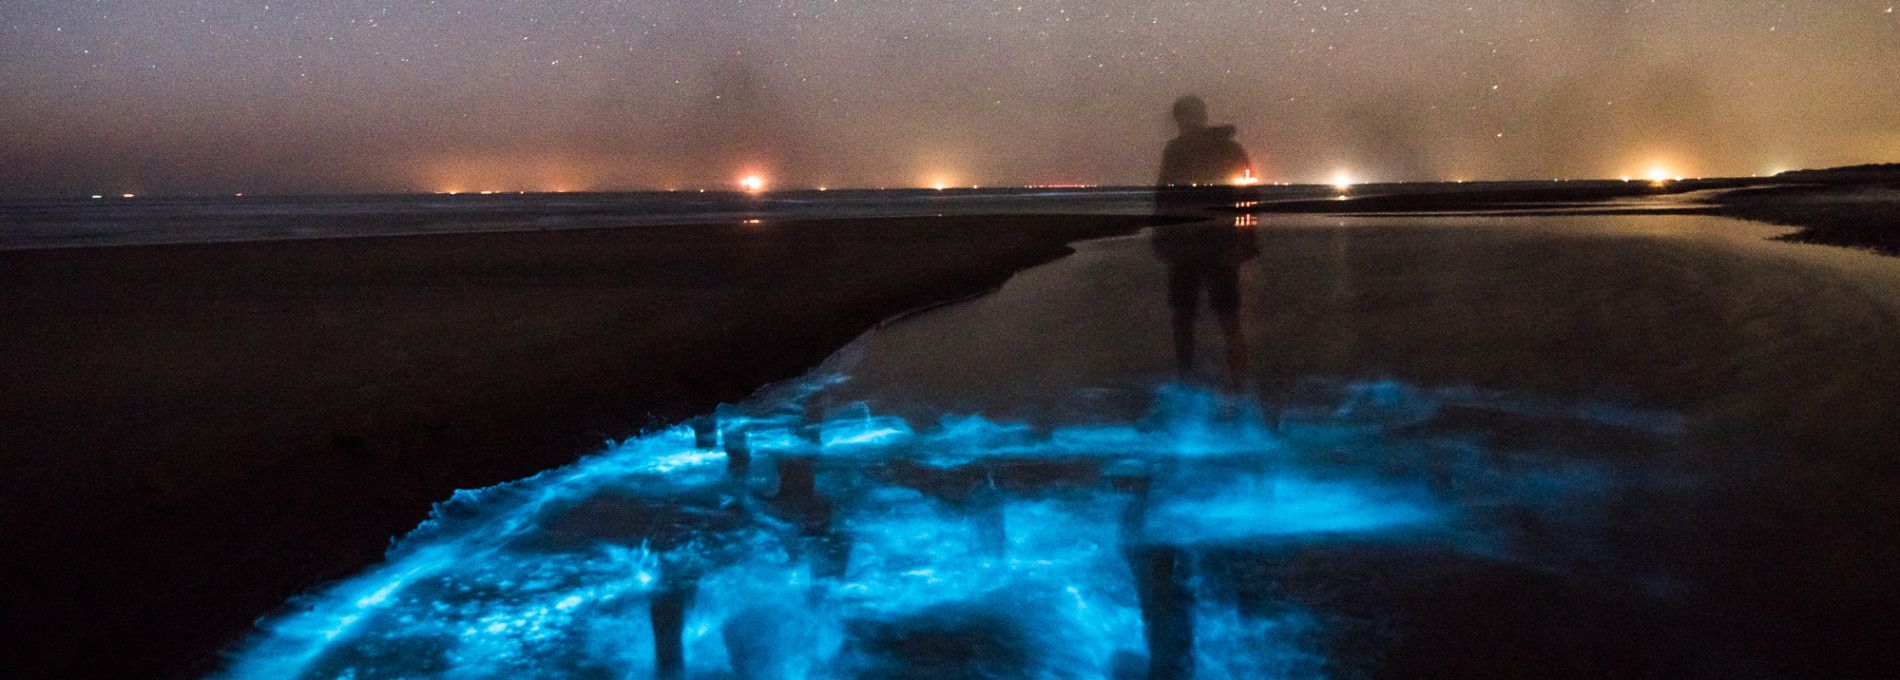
[
  {"xmin": 0, "ymin": 188, "xmax": 1172, "ymax": 249},
  {"xmin": 219, "ymin": 213, "xmax": 1900, "ymax": 678}
]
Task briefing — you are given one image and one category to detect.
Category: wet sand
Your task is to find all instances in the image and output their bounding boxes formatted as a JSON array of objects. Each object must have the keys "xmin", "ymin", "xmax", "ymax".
[
  {"xmin": 205, "ymin": 208, "xmax": 1900, "ymax": 679},
  {"xmin": 8, "ymin": 180, "xmax": 1897, "ymax": 677},
  {"xmin": 823, "ymin": 212, "xmax": 1900, "ymax": 677},
  {"xmin": 0, "ymin": 214, "xmax": 1159, "ymax": 678}
]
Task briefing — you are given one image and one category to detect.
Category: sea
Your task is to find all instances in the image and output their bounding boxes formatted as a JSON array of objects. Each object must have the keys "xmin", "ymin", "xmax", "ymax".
[
  {"xmin": 0, "ymin": 180, "xmax": 1759, "ymax": 251},
  {"xmin": 0, "ymin": 188, "xmax": 1162, "ymax": 250},
  {"xmin": 0, "ymin": 184, "xmax": 1395, "ymax": 250}
]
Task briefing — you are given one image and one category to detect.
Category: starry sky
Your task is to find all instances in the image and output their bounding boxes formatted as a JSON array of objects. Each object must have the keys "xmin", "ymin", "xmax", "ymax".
[{"xmin": 2, "ymin": 1, "xmax": 1896, "ymax": 195}]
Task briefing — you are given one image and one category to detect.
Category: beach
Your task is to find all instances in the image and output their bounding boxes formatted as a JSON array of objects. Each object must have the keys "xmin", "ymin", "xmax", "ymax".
[
  {"xmin": 0, "ymin": 214, "xmax": 1160, "ymax": 678},
  {"xmin": 190, "ymin": 200, "xmax": 1900, "ymax": 679},
  {"xmin": 8, "ymin": 0, "xmax": 1894, "ymax": 674},
  {"xmin": 5, "ymin": 179, "xmax": 1897, "ymax": 678}
]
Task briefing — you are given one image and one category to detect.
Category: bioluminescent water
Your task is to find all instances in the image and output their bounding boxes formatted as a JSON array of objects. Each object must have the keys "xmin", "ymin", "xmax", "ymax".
[{"xmin": 218, "ymin": 377, "xmax": 1691, "ymax": 679}]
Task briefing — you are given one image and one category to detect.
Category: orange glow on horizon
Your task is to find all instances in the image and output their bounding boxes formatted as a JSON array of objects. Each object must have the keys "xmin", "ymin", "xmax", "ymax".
[
  {"xmin": 739, "ymin": 174, "xmax": 767, "ymax": 193},
  {"xmin": 418, "ymin": 154, "xmax": 601, "ymax": 196},
  {"xmin": 1642, "ymin": 164, "xmax": 1690, "ymax": 185}
]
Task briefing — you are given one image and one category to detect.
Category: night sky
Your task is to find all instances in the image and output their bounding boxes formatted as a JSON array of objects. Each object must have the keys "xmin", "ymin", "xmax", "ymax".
[{"xmin": 3, "ymin": 1, "xmax": 1896, "ymax": 195}]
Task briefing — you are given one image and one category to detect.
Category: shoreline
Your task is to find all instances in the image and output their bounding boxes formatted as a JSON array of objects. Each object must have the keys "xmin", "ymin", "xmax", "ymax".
[
  {"xmin": 0, "ymin": 213, "xmax": 1162, "ymax": 678},
  {"xmin": 1237, "ymin": 178, "xmax": 1900, "ymax": 256},
  {"xmin": 4, "ymin": 179, "xmax": 1892, "ymax": 677}
]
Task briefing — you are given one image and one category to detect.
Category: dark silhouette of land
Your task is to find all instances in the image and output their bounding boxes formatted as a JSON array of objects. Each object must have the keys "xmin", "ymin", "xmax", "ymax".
[
  {"xmin": 1247, "ymin": 178, "xmax": 1751, "ymax": 214},
  {"xmin": 1714, "ymin": 183, "xmax": 1900, "ymax": 255},
  {"xmin": 1774, "ymin": 163, "xmax": 1900, "ymax": 183},
  {"xmin": 0, "ymin": 214, "xmax": 1163, "ymax": 678},
  {"xmin": 1237, "ymin": 169, "xmax": 1900, "ymax": 257}
]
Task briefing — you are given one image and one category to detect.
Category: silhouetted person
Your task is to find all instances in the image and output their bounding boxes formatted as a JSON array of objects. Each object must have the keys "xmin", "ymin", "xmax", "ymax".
[
  {"xmin": 1157, "ymin": 95, "xmax": 1252, "ymax": 192},
  {"xmin": 1153, "ymin": 95, "xmax": 1258, "ymax": 391}
]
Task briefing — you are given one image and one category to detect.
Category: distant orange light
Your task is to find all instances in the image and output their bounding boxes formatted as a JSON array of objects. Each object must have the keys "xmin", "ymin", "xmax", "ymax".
[
  {"xmin": 739, "ymin": 174, "xmax": 766, "ymax": 193},
  {"xmin": 1232, "ymin": 168, "xmax": 1260, "ymax": 186}
]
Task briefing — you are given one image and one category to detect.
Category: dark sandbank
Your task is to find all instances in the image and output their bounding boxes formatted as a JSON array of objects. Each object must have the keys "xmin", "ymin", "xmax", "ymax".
[
  {"xmin": 1246, "ymin": 173, "xmax": 1900, "ymax": 256},
  {"xmin": 0, "ymin": 213, "xmax": 1160, "ymax": 678},
  {"xmin": 1245, "ymin": 178, "xmax": 1752, "ymax": 214},
  {"xmin": 1711, "ymin": 183, "xmax": 1900, "ymax": 255}
]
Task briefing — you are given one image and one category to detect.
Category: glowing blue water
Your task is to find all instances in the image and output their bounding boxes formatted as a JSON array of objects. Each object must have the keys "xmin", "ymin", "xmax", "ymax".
[{"xmin": 218, "ymin": 379, "xmax": 1686, "ymax": 679}]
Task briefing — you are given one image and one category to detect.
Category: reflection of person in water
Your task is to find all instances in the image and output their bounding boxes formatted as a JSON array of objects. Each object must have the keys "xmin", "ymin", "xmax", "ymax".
[
  {"xmin": 1152, "ymin": 95, "xmax": 1258, "ymax": 391},
  {"xmin": 1112, "ymin": 466, "xmax": 1196, "ymax": 680}
]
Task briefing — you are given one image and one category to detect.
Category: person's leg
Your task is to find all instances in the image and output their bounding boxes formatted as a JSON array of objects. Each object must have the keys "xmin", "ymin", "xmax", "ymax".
[
  {"xmin": 1167, "ymin": 265, "xmax": 1202, "ymax": 377},
  {"xmin": 1207, "ymin": 266, "xmax": 1249, "ymax": 392},
  {"xmin": 1128, "ymin": 545, "xmax": 1196, "ymax": 680},
  {"xmin": 722, "ymin": 426, "xmax": 751, "ymax": 481},
  {"xmin": 650, "ymin": 580, "xmax": 698, "ymax": 678}
]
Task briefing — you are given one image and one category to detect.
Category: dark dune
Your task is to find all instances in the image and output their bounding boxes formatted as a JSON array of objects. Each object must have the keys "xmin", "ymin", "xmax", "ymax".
[
  {"xmin": 0, "ymin": 214, "xmax": 1159, "ymax": 678},
  {"xmin": 1710, "ymin": 183, "xmax": 1900, "ymax": 255}
]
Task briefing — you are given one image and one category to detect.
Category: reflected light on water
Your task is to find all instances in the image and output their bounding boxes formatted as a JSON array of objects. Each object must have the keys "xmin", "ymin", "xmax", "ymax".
[{"xmin": 216, "ymin": 376, "xmax": 1690, "ymax": 680}]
